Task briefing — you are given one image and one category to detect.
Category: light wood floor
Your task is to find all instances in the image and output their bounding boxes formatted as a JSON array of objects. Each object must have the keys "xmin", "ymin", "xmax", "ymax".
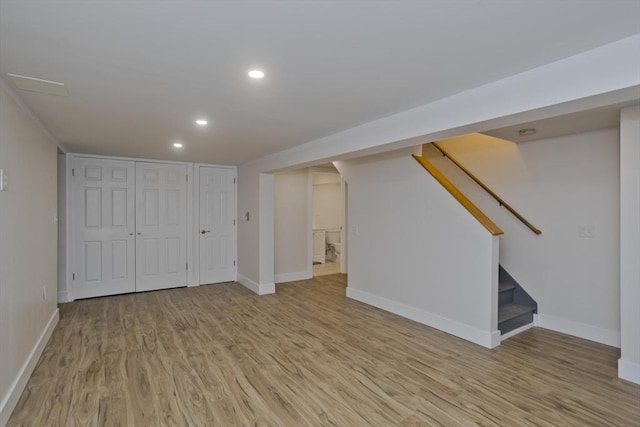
[
  {"xmin": 8, "ymin": 274, "xmax": 640, "ymax": 426},
  {"xmin": 312, "ymin": 261, "xmax": 341, "ymax": 277}
]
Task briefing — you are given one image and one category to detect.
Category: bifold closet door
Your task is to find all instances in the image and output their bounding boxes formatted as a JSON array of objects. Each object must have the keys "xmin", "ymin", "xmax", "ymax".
[
  {"xmin": 199, "ymin": 166, "xmax": 236, "ymax": 284},
  {"xmin": 135, "ymin": 162, "xmax": 188, "ymax": 292},
  {"xmin": 71, "ymin": 158, "xmax": 136, "ymax": 299}
]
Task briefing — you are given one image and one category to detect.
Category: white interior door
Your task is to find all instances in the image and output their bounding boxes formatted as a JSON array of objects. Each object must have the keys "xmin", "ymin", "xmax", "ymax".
[
  {"xmin": 199, "ymin": 166, "xmax": 236, "ymax": 284},
  {"xmin": 71, "ymin": 157, "xmax": 135, "ymax": 299},
  {"xmin": 136, "ymin": 162, "xmax": 187, "ymax": 292}
]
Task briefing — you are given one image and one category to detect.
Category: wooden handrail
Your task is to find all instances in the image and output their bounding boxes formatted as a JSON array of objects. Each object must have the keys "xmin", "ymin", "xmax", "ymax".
[
  {"xmin": 430, "ymin": 142, "xmax": 542, "ymax": 235},
  {"xmin": 412, "ymin": 154, "xmax": 504, "ymax": 236}
]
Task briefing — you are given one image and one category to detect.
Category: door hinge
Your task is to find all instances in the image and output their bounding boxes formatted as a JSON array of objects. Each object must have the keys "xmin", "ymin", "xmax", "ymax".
[
  {"xmin": 72, "ymin": 168, "xmax": 75, "ymax": 177},
  {"xmin": 233, "ymin": 260, "xmax": 236, "ymax": 266},
  {"xmin": 233, "ymin": 219, "xmax": 236, "ymax": 225},
  {"xmin": 186, "ymin": 263, "xmax": 188, "ymax": 270},
  {"xmin": 72, "ymin": 273, "xmax": 75, "ymax": 280},
  {"xmin": 233, "ymin": 178, "xmax": 236, "ymax": 184},
  {"xmin": 186, "ymin": 175, "xmax": 188, "ymax": 182}
]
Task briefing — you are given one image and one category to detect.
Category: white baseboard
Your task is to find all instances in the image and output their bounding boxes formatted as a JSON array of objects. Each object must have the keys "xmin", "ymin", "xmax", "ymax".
[
  {"xmin": 237, "ymin": 274, "xmax": 275, "ymax": 295},
  {"xmin": 275, "ymin": 270, "xmax": 312, "ymax": 284},
  {"xmin": 536, "ymin": 313, "xmax": 620, "ymax": 347},
  {"xmin": 346, "ymin": 287, "xmax": 499, "ymax": 349},
  {"xmin": 258, "ymin": 283, "xmax": 276, "ymax": 295},
  {"xmin": 57, "ymin": 290, "xmax": 70, "ymax": 303},
  {"xmin": 500, "ymin": 322, "xmax": 535, "ymax": 341},
  {"xmin": 0, "ymin": 308, "xmax": 59, "ymax": 426},
  {"xmin": 618, "ymin": 359, "xmax": 640, "ymax": 384}
]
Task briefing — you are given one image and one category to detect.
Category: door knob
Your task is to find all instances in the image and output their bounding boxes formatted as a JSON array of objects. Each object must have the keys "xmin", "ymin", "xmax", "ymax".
[
  {"xmin": 201, "ymin": 229, "xmax": 210, "ymax": 234},
  {"xmin": 137, "ymin": 232, "xmax": 142, "ymax": 236},
  {"xmin": 129, "ymin": 232, "xmax": 134, "ymax": 236}
]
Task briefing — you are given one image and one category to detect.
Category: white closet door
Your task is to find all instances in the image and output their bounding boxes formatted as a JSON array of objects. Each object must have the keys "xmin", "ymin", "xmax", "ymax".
[
  {"xmin": 199, "ymin": 166, "xmax": 236, "ymax": 284},
  {"xmin": 71, "ymin": 158, "xmax": 135, "ymax": 299},
  {"xmin": 135, "ymin": 162, "xmax": 187, "ymax": 292}
]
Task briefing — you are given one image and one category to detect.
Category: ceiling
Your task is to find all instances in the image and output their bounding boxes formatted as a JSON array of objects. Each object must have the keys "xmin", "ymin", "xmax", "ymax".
[
  {"xmin": 483, "ymin": 103, "xmax": 636, "ymax": 144},
  {"xmin": 1, "ymin": 1, "xmax": 639, "ymax": 165}
]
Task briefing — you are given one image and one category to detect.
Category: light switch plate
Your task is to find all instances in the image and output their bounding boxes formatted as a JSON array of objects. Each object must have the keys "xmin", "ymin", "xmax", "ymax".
[{"xmin": 0, "ymin": 168, "xmax": 7, "ymax": 191}]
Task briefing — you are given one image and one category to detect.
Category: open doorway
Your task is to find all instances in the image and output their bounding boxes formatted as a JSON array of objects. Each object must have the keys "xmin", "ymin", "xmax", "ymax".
[
  {"xmin": 311, "ymin": 165, "xmax": 345, "ymax": 277},
  {"xmin": 272, "ymin": 164, "xmax": 347, "ymax": 284}
]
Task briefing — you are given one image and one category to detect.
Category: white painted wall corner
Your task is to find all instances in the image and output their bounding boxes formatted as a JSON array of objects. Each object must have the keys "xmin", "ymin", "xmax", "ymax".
[
  {"xmin": 618, "ymin": 359, "xmax": 640, "ymax": 384},
  {"xmin": 57, "ymin": 290, "xmax": 70, "ymax": 303},
  {"xmin": 237, "ymin": 274, "xmax": 276, "ymax": 295}
]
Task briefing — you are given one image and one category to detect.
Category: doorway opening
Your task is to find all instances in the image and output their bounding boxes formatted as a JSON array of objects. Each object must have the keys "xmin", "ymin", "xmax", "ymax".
[
  {"xmin": 273, "ymin": 163, "xmax": 347, "ymax": 285},
  {"xmin": 311, "ymin": 165, "xmax": 346, "ymax": 277}
]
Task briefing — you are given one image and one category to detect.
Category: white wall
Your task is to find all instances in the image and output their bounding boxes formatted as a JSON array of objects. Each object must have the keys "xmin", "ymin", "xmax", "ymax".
[
  {"xmin": 237, "ymin": 164, "xmax": 275, "ymax": 294},
  {"xmin": 336, "ymin": 148, "xmax": 500, "ymax": 348},
  {"xmin": 236, "ymin": 35, "xmax": 639, "ymax": 303},
  {"xmin": 428, "ymin": 129, "xmax": 621, "ymax": 346},
  {"xmin": 237, "ymin": 166, "xmax": 260, "ymax": 287},
  {"xmin": 0, "ymin": 79, "xmax": 59, "ymax": 425},
  {"xmin": 313, "ymin": 182, "xmax": 341, "ymax": 230},
  {"xmin": 274, "ymin": 170, "xmax": 311, "ymax": 283},
  {"xmin": 619, "ymin": 105, "xmax": 640, "ymax": 384}
]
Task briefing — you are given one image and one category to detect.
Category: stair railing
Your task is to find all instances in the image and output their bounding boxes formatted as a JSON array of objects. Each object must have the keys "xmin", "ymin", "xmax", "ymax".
[
  {"xmin": 412, "ymin": 154, "xmax": 503, "ymax": 236},
  {"xmin": 430, "ymin": 142, "xmax": 542, "ymax": 235}
]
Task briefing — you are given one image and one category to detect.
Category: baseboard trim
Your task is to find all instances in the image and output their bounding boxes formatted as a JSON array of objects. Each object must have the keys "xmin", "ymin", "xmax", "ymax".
[
  {"xmin": 0, "ymin": 308, "xmax": 59, "ymax": 426},
  {"xmin": 346, "ymin": 287, "xmax": 499, "ymax": 349},
  {"xmin": 57, "ymin": 290, "xmax": 70, "ymax": 303},
  {"xmin": 237, "ymin": 274, "xmax": 276, "ymax": 295},
  {"xmin": 536, "ymin": 313, "xmax": 620, "ymax": 347},
  {"xmin": 618, "ymin": 359, "xmax": 640, "ymax": 384},
  {"xmin": 275, "ymin": 270, "xmax": 312, "ymax": 284},
  {"xmin": 500, "ymin": 322, "xmax": 535, "ymax": 342}
]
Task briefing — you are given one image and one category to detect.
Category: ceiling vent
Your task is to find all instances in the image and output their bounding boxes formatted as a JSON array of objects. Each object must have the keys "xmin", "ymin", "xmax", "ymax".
[{"xmin": 7, "ymin": 73, "xmax": 68, "ymax": 96}]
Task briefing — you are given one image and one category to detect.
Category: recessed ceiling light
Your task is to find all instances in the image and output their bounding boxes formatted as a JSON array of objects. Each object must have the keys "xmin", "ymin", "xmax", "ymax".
[
  {"xmin": 248, "ymin": 70, "xmax": 265, "ymax": 79},
  {"xmin": 518, "ymin": 128, "xmax": 536, "ymax": 137},
  {"xmin": 173, "ymin": 142, "xmax": 183, "ymax": 148},
  {"xmin": 195, "ymin": 119, "xmax": 208, "ymax": 126}
]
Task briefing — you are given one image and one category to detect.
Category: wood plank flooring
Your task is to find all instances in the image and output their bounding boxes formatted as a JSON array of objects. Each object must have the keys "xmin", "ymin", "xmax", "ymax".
[
  {"xmin": 8, "ymin": 274, "xmax": 640, "ymax": 426},
  {"xmin": 312, "ymin": 261, "xmax": 341, "ymax": 277}
]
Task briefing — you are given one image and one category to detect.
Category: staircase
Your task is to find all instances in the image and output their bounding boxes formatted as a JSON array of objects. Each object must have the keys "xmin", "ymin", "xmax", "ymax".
[
  {"xmin": 498, "ymin": 266, "xmax": 537, "ymax": 335},
  {"xmin": 413, "ymin": 147, "xmax": 539, "ymax": 338}
]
